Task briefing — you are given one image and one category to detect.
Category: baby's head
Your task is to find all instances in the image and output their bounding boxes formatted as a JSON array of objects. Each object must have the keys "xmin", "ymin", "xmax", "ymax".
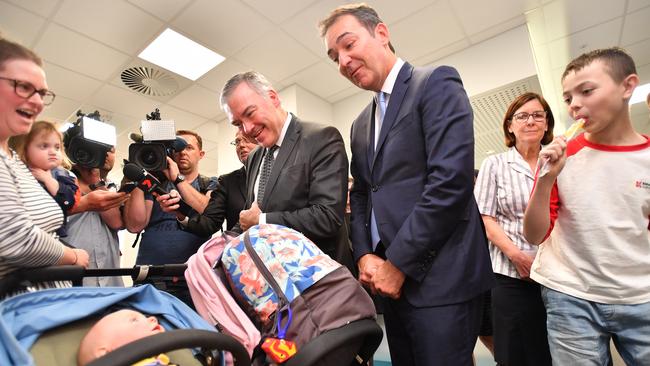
[
  {"xmin": 11, "ymin": 120, "xmax": 64, "ymax": 170},
  {"xmin": 77, "ymin": 309, "xmax": 165, "ymax": 366}
]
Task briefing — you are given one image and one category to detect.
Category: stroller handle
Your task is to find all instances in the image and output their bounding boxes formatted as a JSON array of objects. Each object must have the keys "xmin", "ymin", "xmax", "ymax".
[{"xmin": 87, "ymin": 329, "xmax": 251, "ymax": 366}]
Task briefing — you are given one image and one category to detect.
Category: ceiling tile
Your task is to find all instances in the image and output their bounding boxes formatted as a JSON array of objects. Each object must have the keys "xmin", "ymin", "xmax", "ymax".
[
  {"xmin": 542, "ymin": 0, "xmax": 624, "ymax": 42},
  {"xmin": 281, "ymin": 0, "xmax": 347, "ymax": 57},
  {"xmin": 34, "ymin": 23, "xmax": 130, "ymax": 80},
  {"xmin": 233, "ymin": 29, "xmax": 319, "ymax": 82},
  {"xmin": 242, "ymin": 0, "xmax": 317, "ymax": 24},
  {"xmin": 108, "ymin": 59, "xmax": 193, "ymax": 104},
  {"xmin": 413, "ymin": 39, "xmax": 471, "ymax": 66},
  {"xmin": 468, "ymin": 16, "xmax": 527, "ymax": 44},
  {"xmin": 127, "ymin": 0, "xmax": 192, "ymax": 21},
  {"xmin": 280, "ymin": 61, "xmax": 350, "ymax": 99},
  {"xmin": 627, "ymin": 0, "xmax": 650, "ymax": 13},
  {"xmin": 625, "ymin": 38, "xmax": 650, "ymax": 68},
  {"xmin": 197, "ymin": 59, "xmax": 250, "ymax": 93},
  {"xmin": 43, "ymin": 62, "xmax": 103, "ymax": 101},
  {"xmin": 389, "ymin": 1, "xmax": 466, "ymax": 61},
  {"xmin": 87, "ymin": 84, "xmax": 160, "ymax": 121},
  {"xmin": 156, "ymin": 104, "xmax": 210, "ymax": 131},
  {"xmin": 355, "ymin": 0, "xmax": 434, "ymax": 25},
  {"xmin": 547, "ymin": 18, "xmax": 622, "ymax": 70},
  {"xmin": 172, "ymin": 0, "xmax": 274, "ymax": 57},
  {"xmin": 5, "ymin": 0, "xmax": 58, "ymax": 17},
  {"xmin": 40, "ymin": 95, "xmax": 82, "ymax": 123},
  {"xmin": 105, "ymin": 112, "xmax": 142, "ymax": 136},
  {"xmin": 451, "ymin": 0, "xmax": 538, "ymax": 35},
  {"xmin": 0, "ymin": 1, "xmax": 47, "ymax": 46},
  {"xmin": 637, "ymin": 63, "xmax": 650, "ymax": 82},
  {"xmin": 620, "ymin": 6, "xmax": 650, "ymax": 46},
  {"xmin": 193, "ymin": 120, "xmax": 222, "ymax": 143},
  {"xmin": 166, "ymin": 84, "xmax": 221, "ymax": 119},
  {"xmin": 326, "ymin": 86, "xmax": 366, "ymax": 104},
  {"xmin": 53, "ymin": 0, "xmax": 163, "ymax": 54}
]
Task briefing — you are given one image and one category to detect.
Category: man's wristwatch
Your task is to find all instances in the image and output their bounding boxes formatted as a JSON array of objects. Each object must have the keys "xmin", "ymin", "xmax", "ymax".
[{"xmin": 173, "ymin": 174, "xmax": 185, "ymax": 185}]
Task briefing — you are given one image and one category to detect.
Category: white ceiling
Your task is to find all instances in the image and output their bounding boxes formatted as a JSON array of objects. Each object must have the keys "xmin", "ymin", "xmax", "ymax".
[{"xmin": 1, "ymin": 0, "xmax": 649, "ymax": 177}]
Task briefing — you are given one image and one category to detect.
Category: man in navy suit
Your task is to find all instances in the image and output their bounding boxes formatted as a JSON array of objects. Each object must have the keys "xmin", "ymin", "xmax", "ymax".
[{"xmin": 320, "ymin": 4, "xmax": 494, "ymax": 365}]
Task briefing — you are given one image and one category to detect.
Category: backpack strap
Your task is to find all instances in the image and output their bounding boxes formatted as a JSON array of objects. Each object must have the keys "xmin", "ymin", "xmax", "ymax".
[{"xmin": 197, "ymin": 174, "xmax": 212, "ymax": 194}]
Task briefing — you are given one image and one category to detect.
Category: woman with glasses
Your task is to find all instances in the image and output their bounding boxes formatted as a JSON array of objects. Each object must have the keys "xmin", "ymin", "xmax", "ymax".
[
  {"xmin": 0, "ymin": 37, "xmax": 89, "ymax": 296},
  {"xmin": 474, "ymin": 92, "xmax": 554, "ymax": 365}
]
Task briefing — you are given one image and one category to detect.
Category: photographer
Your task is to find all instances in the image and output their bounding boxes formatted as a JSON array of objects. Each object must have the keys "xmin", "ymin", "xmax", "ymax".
[
  {"xmin": 65, "ymin": 146, "xmax": 124, "ymax": 287},
  {"xmin": 123, "ymin": 129, "xmax": 217, "ymax": 307},
  {"xmin": 160, "ymin": 130, "xmax": 258, "ymax": 236}
]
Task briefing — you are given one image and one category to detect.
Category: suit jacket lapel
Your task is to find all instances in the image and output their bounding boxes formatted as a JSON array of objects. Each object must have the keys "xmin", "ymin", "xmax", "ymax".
[
  {"xmin": 237, "ymin": 166, "xmax": 247, "ymax": 201},
  {"xmin": 245, "ymin": 146, "xmax": 263, "ymax": 207},
  {"xmin": 261, "ymin": 116, "xmax": 299, "ymax": 209},
  {"xmin": 366, "ymin": 103, "xmax": 375, "ymax": 169},
  {"xmin": 371, "ymin": 63, "xmax": 413, "ymax": 170}
]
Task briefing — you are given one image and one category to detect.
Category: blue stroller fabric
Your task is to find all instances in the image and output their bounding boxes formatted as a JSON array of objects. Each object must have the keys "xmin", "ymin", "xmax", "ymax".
[{"xmin": 0, "ymin": 284, "xmax": 221, "ymax": 366}]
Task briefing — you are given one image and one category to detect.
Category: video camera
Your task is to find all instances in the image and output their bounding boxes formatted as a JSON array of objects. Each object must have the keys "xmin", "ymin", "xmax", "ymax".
[
  {"xmin": 128, "ymin": 108, "xmax": 188, "ymax": 172},
  {"xmin": 62, "ymin": 110, "xmax": 116, "ymax": 168}
]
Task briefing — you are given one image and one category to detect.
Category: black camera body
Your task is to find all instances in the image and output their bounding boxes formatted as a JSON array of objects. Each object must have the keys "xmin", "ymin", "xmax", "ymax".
[
  {"xmin": 128, "ymin": 109, "xmax": 187, "ymax": 172},
  {"xmin": 63, "ymin": 111, "xmax": 116, "ymax": 169}
]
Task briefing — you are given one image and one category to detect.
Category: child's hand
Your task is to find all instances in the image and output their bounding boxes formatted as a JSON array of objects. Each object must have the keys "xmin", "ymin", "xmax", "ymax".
[
  {"xmin": 29, "ymin": 167, "xmax": 51, "ymax": 182},
  {"xmin": 30, "ymin": 168, "xmax": 59, "ymax": 196},
  {"xmin": 538, "ymin": 136, "xmax": 568, "ymax": 179}
]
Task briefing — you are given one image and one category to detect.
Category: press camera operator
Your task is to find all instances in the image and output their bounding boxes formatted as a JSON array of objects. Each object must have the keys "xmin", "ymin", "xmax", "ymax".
[
  {"xmin": 66, "ymin": 146, "xmax": 124, "ymax": 287},
  {"xmin": 122, "ymin": 129, "xmax": 217, "ymax": 307},
  {"xmin": 60, "ymin": 112, "xmax": 126, "ymax": 287}
]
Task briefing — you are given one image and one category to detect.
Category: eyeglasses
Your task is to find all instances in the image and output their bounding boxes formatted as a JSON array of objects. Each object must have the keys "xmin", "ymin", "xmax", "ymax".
[
  {"xmin": 230, "ymin": 138, "xmax": 255, "ymax": 146},
  {"xmin": 0, "ymin": 76, "xmax": 56, "ymax": 105},
  {"xmin": 511, "ymin": 110, "xmax": 547, "ymax": 123}
]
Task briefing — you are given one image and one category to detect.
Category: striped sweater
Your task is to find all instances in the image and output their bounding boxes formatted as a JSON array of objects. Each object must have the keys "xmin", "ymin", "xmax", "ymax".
[{"xmin": 0, "ymin": 148, "xmax": 65, "ymax": 284}]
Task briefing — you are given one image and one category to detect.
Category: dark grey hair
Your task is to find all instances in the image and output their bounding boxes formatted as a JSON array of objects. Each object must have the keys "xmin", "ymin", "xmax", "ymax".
[
  {"xmin": 220, "ymin": 71, "xmax": 273, "ymax": 118},
  {"xmin": 318, "ymin": 3, "xmax": 395, "ymax": 53}
]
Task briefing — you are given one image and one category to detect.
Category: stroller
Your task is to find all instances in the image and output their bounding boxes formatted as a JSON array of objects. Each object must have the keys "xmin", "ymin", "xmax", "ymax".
[
  {"xmin": 0, "ymin": 268, "xmax": 250, "ymax": 366},
  {"xmin": 186, "ymin": 225, "xmax": 383, "ymax": 366},
  {"xmin": 0, "ymin": 225, "xmax": 383, "ymax": 366}
]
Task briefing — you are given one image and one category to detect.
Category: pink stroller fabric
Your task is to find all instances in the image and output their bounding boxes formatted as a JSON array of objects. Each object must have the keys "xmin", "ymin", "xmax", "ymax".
[{"xmin": 185, "ymin": 234, "xmax": 261, "ymax": 358}]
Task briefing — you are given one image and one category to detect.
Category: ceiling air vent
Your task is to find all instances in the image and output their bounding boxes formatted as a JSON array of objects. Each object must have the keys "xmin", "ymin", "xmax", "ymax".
[{"xmin": 121, "ymin": 66, "xmax": 179, "ymax": 96}]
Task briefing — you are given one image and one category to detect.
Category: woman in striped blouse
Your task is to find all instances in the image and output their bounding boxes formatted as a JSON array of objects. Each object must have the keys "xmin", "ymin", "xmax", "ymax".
[
  {"xmin": 0, "ymin": 37, "xmax": 89, "ymax": 294},
  {"xmin": 474, "ymin": 92, "xmax": 554, "ymax": 366}
]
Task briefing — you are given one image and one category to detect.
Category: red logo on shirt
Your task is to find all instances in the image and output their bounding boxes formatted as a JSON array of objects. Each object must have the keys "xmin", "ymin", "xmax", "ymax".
[{"xmin": 635, "ymin": 180, "xmax": 650, "ymax": 189}]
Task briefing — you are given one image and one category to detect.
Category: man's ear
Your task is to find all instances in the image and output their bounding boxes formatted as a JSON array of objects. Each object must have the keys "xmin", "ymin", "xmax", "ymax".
[
  {"xmin": 268, "ymin": 89, "xmax": 281, "ymax": 108},
  {"xmin": 374, "ymin": 22, "xmax": 390, "ymax": 48},
  {"xmin": 621, "ymin": 73, "xmax": 640, "ymax": 100}
]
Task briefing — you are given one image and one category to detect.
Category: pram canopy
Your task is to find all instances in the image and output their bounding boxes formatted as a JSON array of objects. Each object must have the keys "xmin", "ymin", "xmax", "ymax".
[{"xmin": 0, "ymin": 284, "xmax": 218, "ymax": 366}]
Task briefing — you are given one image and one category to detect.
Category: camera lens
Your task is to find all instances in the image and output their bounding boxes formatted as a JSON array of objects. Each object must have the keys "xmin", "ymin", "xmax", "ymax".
[
  {"xmin": 74, "ymin": 149, "xmax": 91, "ymax": 165},
  {"xmin": 138, "ymin": 146, "xmax": 161, "ymax": 170}
]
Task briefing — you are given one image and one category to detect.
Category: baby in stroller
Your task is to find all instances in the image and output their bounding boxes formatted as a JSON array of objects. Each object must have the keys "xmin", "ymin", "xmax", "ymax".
[
  {"xmin": 0, "ymin": 284, "xmax": 247, "ymax": 366},
  {"xmin": 77, "ymin": 309, "xmax": 166, "ymax": 365}
]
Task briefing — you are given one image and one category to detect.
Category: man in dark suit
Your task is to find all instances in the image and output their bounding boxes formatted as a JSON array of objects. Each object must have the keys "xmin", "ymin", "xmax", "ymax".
[
  {"xmin": 168, "ymin": 130, "xmax": 257, "ymax": 236},
  {"xmin": 221, "ymin": 71, "xmax": 350, "ymax": 260},
  {"xmin": 320, "ymin": 4, "xmax": 494, "ymax": 365}
]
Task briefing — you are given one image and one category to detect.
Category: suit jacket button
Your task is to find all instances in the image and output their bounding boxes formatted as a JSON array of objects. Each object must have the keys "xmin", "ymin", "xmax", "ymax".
[{"xmin": 371, "ymin": 185, "xmax": 378, "ymax": 192}]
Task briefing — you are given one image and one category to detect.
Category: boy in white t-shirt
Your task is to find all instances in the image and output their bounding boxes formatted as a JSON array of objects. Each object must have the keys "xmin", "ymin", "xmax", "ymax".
[{"xmin": 524, "ymin": 47, "xmax": 650, "ymax": 365}]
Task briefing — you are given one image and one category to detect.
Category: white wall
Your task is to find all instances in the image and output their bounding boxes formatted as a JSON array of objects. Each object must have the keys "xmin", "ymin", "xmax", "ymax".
[{"xmin": 332, "ymin": 90, "xmax": 373, "ymax": 159}]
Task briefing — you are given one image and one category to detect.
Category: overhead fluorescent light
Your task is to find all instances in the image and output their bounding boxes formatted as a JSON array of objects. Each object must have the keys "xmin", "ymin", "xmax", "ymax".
[
  {"xmin": 630, "ymin": 82, "xmax": 650, "ymax": 105},
  {"xmin": 139, "ymin": 28, "xmax": 224, "ymax": 81}
]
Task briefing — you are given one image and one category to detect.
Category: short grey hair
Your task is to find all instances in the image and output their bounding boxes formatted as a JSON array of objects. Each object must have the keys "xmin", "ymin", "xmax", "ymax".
[{"xmin": 220, "ymin": 71, "xmax": 273, "ymax": 119}]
